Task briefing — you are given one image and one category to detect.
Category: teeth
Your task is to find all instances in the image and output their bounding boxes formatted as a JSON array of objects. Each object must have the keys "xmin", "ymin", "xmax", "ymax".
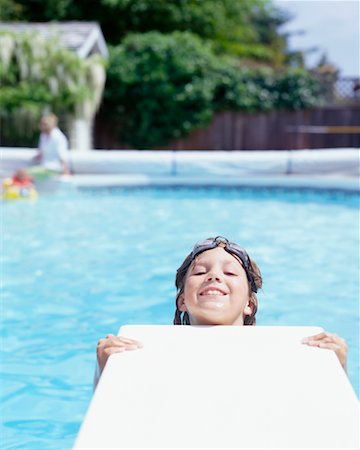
[{"xmin": 202, "ymin": 290, "xmax": 225, "ymax": 295}]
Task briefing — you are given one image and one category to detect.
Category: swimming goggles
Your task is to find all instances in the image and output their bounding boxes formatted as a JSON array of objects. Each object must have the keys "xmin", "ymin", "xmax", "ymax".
[{"xmin": 189, "ymin": 236, "xmax": 258, "ymax": 293}]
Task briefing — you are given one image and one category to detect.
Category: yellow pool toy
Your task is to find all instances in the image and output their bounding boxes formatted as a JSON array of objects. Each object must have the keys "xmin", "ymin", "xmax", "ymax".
[{"xmin": 1, "ymin": 178, "xmax": 38, "ymax": 200}]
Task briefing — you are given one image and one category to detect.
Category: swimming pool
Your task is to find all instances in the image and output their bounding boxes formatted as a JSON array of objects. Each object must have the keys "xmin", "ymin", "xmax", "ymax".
[{"xmin": 2, "ymin": 187, "xmax": 359, "ymax": 449}]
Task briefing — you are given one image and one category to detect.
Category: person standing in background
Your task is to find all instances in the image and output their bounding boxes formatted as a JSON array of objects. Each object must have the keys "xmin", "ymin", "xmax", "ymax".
[{"xmin": 30, "ymin": 113, "xmax": 70, "ymax": 178}]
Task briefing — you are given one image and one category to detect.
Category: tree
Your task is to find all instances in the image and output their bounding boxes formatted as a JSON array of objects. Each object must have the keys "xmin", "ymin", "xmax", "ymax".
[
  {"xmin": 1, "ymin": 0, "xmax": 320, "ymax": 149},
  {"xmin": 1, "ymin": 0, "xmax": 295, "ymax": 67}
]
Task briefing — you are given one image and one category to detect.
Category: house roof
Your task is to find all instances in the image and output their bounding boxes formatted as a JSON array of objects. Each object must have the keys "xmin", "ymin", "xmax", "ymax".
[{"xmin": 0, "ymin": 21, "xmax": 108, "ymax": 58}]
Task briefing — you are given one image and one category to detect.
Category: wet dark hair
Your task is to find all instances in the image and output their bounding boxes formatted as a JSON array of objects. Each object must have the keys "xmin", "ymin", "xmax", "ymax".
[{"xmin": 173, "ymin": 240, "xmax": 262, "ymax": 326}]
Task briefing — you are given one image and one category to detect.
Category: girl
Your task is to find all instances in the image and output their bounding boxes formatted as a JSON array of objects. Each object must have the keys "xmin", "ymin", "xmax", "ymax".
[{"xmin": 96, "ymin": 236, "xmax": 348, "ymax": 382}]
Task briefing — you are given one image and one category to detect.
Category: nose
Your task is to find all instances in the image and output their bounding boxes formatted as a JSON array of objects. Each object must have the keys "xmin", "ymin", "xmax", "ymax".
[{"xmin": 206, "ymin": 272, "xmax": 222, "ymax": 282}]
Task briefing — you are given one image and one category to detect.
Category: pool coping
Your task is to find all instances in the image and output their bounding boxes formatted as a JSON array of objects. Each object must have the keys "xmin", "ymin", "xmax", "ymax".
[
  {"xmin": 58, "ymin": 173, "xmax": 359, "ymax": 192},
  {"xmin": 2, "ymin": 148, "xmax": 359, "ymax": 192}
]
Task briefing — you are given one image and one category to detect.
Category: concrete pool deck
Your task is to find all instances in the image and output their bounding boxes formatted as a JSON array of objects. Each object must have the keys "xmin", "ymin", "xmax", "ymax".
[{"xmin": 1, "ymin": 148, "xmax": 359, "ymax": 191}]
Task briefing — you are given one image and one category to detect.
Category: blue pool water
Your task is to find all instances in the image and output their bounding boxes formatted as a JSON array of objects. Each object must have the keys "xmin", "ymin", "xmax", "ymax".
[{"xmin": 2, "ymin": 187, "xmax": 359, "ymax": 449}]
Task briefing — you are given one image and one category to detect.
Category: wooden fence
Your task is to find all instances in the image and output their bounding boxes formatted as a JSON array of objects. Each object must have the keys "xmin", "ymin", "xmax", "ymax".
[{"xmin": 94, "ymin": 105, "xmax": 360, "ymax": 151}]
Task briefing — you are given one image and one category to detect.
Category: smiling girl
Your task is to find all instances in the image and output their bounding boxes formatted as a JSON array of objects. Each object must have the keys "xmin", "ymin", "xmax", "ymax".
[{"xmin": 95, "ymin": 237, "xmax": 348, "ymax": 384}]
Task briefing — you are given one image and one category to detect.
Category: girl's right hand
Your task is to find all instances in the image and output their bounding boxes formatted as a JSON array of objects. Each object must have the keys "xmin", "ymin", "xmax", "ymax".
[{"xmin": 96, "ymin": 334, "xmax": 143, "ymax": 376}]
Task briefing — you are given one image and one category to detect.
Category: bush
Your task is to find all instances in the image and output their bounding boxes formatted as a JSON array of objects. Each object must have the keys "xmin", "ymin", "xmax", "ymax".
[
  {"xmin": 104, "ymin": 31, "xmax": 322, "ymax": 148},
  {"xmin": 212, "ymin": 64, "xmax": 278, "ymax": 112},
  {"xmin": 275, "ymin": 69, "xmax": 322, "ymax": 110},
  {"xmin": 213, "ymin": 65, "xmax": 322, "ymax": 112},
  {"xmin": 104, "ymin": 31, "xmax": 219, "ymax": 148}
]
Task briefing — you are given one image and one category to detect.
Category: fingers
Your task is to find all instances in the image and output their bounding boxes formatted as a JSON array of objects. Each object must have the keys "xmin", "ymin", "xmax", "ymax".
[
  {"xmin": 315, "ymin": 343, "xmax": 341, "ymax": 351},
  {"xmin": 104, "ymin": 346, "xmax": 126, "ymax": 355},
  {"xmin": 301, "ymin": 332, "xmax": 345, "ymax": 345},
  {"xmin": 301, "ymin": 332, "xmax": 347, "ymax": 351},
  {"xmin": 97, "ymin": 335, "xmax": 143, "ymax": 352},
  {"xmin": 96, "ymin": 334, "xmax": 143, "ymax": 376},
  {"xmin": 301, "ymin": 331, "xmax": 348, "ymax": 371},
  {"xmin": 104, "ymin": 334, "xmax": 143, "ymax": 346},
  {"xmin": 301, "ymin": 331, "xmax": 332, "ymax": 343},
  {"xmin": 303, "ymin": 341, "xmax": 341, "ymax": 351},
  {"xmin": 117, "ymin": 336, "xmax": 144, "ymax": 348}
]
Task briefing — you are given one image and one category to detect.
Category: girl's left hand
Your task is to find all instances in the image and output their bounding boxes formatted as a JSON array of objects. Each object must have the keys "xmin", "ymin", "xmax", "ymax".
[{"xmin": 302, "ymin": 331, "xmax": 348, "ymax": 372}]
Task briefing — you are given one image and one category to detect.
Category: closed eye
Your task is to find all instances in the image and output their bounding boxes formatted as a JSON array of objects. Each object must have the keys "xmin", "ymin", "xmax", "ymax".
[{"xmin": 225, "ymin": 272, "xmax": 237, "ymax": 276}]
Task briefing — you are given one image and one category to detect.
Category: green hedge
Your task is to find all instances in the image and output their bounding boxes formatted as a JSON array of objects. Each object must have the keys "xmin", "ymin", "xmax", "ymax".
[
  {"xmin": 104, "ymin": 31, "xmax": 218, "ymax": 148},
  {"xmin": 213, "ymin": 64, "xmax": 322, "ymax": 112},
  {"xmin": 104, "ymin": 31, "xmax": 322, "ymax": 149}
]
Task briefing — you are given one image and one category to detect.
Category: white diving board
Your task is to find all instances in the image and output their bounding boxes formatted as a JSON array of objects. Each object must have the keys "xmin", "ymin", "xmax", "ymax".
[{"xmin": 74, "ymin": 325, "xmax": 359, "ymax": 449}]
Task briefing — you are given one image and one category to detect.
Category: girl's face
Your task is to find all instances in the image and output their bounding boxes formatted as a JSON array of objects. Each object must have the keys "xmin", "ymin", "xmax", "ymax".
[{"xmin": 178, "ymin": 247, "xmax": 252, "ymax": 325}]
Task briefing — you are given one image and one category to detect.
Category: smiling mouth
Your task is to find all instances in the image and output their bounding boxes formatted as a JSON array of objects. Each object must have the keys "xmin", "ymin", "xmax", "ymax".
[{"xmin": 199, "ymin": 288, "xmax": 227, "ymax": 296}]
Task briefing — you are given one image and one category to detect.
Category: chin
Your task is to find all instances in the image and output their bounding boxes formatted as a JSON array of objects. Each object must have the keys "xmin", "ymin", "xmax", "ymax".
[
  {"xmin": 193, "ymin": 312, "xmax": 246, "ymax": 326},
  {"xmin": 191, "ymin": 314, "xmax": 231, "ymax": 326}
]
